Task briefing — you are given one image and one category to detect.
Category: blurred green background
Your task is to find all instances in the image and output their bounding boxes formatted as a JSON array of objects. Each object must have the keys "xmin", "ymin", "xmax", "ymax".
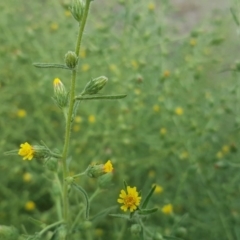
[{"xmin": 1, "ymin": 0, "xmax": 240, "ymax": 239}]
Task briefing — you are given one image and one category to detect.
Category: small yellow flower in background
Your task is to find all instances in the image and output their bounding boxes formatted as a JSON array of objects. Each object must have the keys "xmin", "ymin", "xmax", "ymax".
[
  {"xmin": 23, "ymin": 172, "xmax": 32, "ymax": 183},
  {"xmin": 17, "ymin": 109, "xmax": 27, "ymax": 118},
  {"xmin": 25, "ymin": 201, "xmax": 36, "ymax": 211},
  {"xmin": 50, "ymin": 22, "xmax": 59, "ymax": 31},
  {"xmin": 134, "ymin": 88, "xmax": 141, "ymax": 95},
  {"xmin": 95, "ymin": 228, "xmax": 104, "ymax": 237},
  {"xmin": 163, "ymin": 70, "xmax": 170, "ymax": 78},
  {"xmin": 148, "ymin": 3, "xmax": 155, "ymax": 11},
  {"xmin": 153, "ymin": 104, "xmax": 160, "ymax": 113},
  {"xmin": 153, "ymin": 184, "xmax": 163, "ymax": 194},
  {"xmin": 180, "ymin": 151, "xmax": 189, "ymax": 160},
  {"xmin": 73, "ymin": 125, "xmax": 80, "ymax": 132},
  {"xmin": 175, "ymin": 107, "xmax": 183, "ymax": 116},
  {"xmin": 131, "ymin": 60, "xmax": 139, "ymax": 70},
  {"xmin": 160, "ymin": 128, "xmax": 167, "ymax": 135},
  {"xmin": 75, "ymin": 116, "xmax": 82, "ymax": 123},
  {"xmin": 216, "ymin": 151, "xmax": 223, "ymax": 159},
  {"xmin": 117, "ymin": 186, "xmax": 141, "ymax": 212},
  {"xmin": 190, "ymin": 38, "xmax": 197, "ymax": 46},
  {"xmin": 65, "ymin": 10, "xmax": 71, "ymax": 17},
  {"xmin": 18, "ymin": 142, "xmax": 35, "ymax": 161},
  {"xmin": 79, "ymin": 48, "xmax": 86, "ymax": 58},
  {"xmin": 88, "ymin": 115, "xmax": 96, "ymax": 123},
  {"xmin": 148, "ymin": 170, "xmax": 156, "ymax": 178},
  {"xmin": 81, "ymin": 63, "xmax": 90, "ymax": 72},
  {"xmin": 161, "ymin": 204, "xmax": 173, "ymax": 215},
  {"xmin": 109, "ymin": 64, "xmax": 120, "ymax": 75},
  {"xmin": 222, "ymin": 145, "xmax": 230, "ymax": 154},
  {"xmin": 103, "ymin": 160, "xmax": 113, "ymax": 173}
]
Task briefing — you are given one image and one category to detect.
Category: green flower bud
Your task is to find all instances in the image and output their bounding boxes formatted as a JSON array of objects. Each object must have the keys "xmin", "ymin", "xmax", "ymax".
[
  {"xmin": 0, "ymin": 225, "xmax": 19, "ymax": 240},
  {"xmin": 65, "ymin": 51, "xmax": 78, "ymax": 69},
  {"xmin": 82, "ymin": 76, "xmax": 108, "ymax": 95},
  {"xmin": 79, "ymin": 221, "xmax": 92, "ymax": 230},
  {"xmin": 130, "ymin": 224, "xmax": 141, "ymax": 235},
  {"xmin": 70, "ymin": 0, "xmax": 85, "ymax": 22},
  {"xmin": 97, "ymin": 172, "xmax": 113, "ymax": 189},
  {"xmin": 53, "ymin": 78, "xmax": 69, "ymax": 109},
  {"xmin": 86, "ymin": 163, "xmax": 105, "ymax": 178}
]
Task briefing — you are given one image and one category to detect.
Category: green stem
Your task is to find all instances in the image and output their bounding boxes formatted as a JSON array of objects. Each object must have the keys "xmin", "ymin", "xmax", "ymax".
[
  {"xmin": 61, "ymin": 0, "xmax": 92, "ymax": 238},
  {"xmin": 39, "ymin": 220, "xmax": 64, "ymax": 236}
]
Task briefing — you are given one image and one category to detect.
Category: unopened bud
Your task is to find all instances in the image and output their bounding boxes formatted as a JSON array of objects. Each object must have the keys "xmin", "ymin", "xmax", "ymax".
[
  {"xmin": 82, "ymin": 76, "xmax": 108, "ymax": 95},
  {"xmin": 45, "ymin": 158, "xmax": 58, "ymax": 172},
  {"xmin": 98, "ymin": 172, "xmax": 113, "ymax": 189},
  {"xmin": 70, "ymin": 0, "xmax": 85, "ymax": 22},
  {"xmin": 130, "ymin": 224, "xmax": 141, "ymax": 235},
  {"xmin": 65, "ymin": 51, "xmax": 78, "ymax": 69},
  {"xmin": 53, "ymin": 78, "xmax": 69, "ymax": 109},
  {"xmin": 86, "ymin": 163, "xmax": 105, "ymax": 178}
]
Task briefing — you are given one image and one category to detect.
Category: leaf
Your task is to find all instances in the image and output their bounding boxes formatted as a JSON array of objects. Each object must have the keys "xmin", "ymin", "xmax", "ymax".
[
  {"xmin": 138, "ymin": 207, "xmax": 158, "ymax": 215},
  {"xmin": 109, "ymin": 214, "xmax": 130, "ymax": 220},
  {"xmin": 141, "ymin": 185, "xmax": 156, "ymax": 209},
  {"xmin": 75, "ymin": 94, "xmax": 127, "ymax": 101},
  {"xmin": 123, "ymin": 180, "xmax": 128, "ymax": 191},
  {"xmin": 230, "ymin": 7, "xmax": 240, "ymax": 26},
  {"xmin": 33, "ymin": 63, "xmax": 71, "ymax": 70},
  {"xmin": 163, "ymin": 236, "xmax": 186, "ymax": 240},
  {"xmin": 91, "ymin": 205, "xmax": 118, "ymax": 221},
  {"xmin": 28, "ymin": 217, "xmax": 46, "ymax": 228},
  {"xmin": 72, "ymin": 183, "xmax": 90, "ymax": 219}
]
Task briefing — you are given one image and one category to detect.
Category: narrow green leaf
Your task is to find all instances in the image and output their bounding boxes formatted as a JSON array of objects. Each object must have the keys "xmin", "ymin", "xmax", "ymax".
[
  {"xmin": 230, "ymin": 7, "xmax": 240, "ymax": 26},
  {"xmin": 141, "ymin": 185, "xmax": 156, "ymax": 209},
  {"xmin": 72, "ymin": 183, "xmax": 90, "ymax": 219},
  {"xmin": 90, "ymin": 206, "xmax": 117, "ymax": 221},
  {"xmin": 123, "ymin": 180, "xmax": 128, "ymax": 191},
  {"xmin": 33, "ymin": 63, "xmax": 71, "ymax": 70},
  {"xmin": 75, "ymin": 94, "xmax": 127, "ymax": 101},
  {"xmin": 109, "ymin": 214, "xmax": 130, "ymax": 220},
  {"xmin": 28, "ymin": 217, "xmax": 46, "ymax": 227},
  {"xmin": 138, "ymin": 207, "xmax": 158, "ymax": 215}
]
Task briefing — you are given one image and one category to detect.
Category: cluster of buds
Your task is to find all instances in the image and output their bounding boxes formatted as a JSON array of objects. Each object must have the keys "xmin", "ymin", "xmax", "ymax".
[{"xmin": 82, "ymin": 76, "xmax": 108, "ymax": 95}]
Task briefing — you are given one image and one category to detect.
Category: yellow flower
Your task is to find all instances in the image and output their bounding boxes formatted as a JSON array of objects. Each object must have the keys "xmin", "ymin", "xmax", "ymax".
[
  {"xmin": 79, "ymin": 48, "xmax": 86, "ymax": 59},
  {"xmin": 160, "ymin": 128, "xmax": 167, "ymax": 135},
  {"xmin": 75, "ymin": 116, "xmax": 82, "ymax": 123},
  {"xmin": 18, "ymin": 142, "xmax": 35, "ymax": 160},
  {"xmin": 117, "ymin": 186, "xmax": 141, "ymax": 212},
  {"xmin": 88, "ymin": 115, "xmax": 96, "ymax": 123},
  {"xmin": 17, "ymin": 109, "xmax": 27, "ymax": 118},
  {"xmin": 153, "ymin": 105, "xmax": 160, "ymax": 112},
  {"xmin": 53, "ymin": 78, "xmax": 65, "ymax": 92},
  {"xmin": 216, "ymin": 151, "xmax": 223, "ymax": 159},
  {"xmin": 103, "ymin": 160, "xmax": 113, "ymax": 173},
  {"xmin": 161, "ymin": 204, "xmax": 173, "ymax": 215},
  {"xmin": 222, "ymin": 145, "xmax": 230, "ymax": 154},
  {"xmin": 25, "ymin": 201, "xmax": 36, "ymax": 211},
  {"xmin": 163, "ymin": 70, "xmax": 170, "ymax": 78},
  {"xmin": 50, "ymin": 22, "xmax": 59, "ymax": 31},
  {"xmin": 81, "ymin": 63, "xmax": 90, "ymax": 72},
  {"xmin": 148, "ymin": 3, "xmax": 155, "ymax": 11},
  {"xmin": 175, "ymin": 107, "xmax": 183, "ymax": 115},
  {"xmin": 180, "ymin": 151, "xmax": 189, "ymax": 160},
  {"xmin": 190, "ymin": 38, "xmax": 197, "ymax": 46},
  {"xmin": 23, "ymin": 172, "xmax": 32, "ymax": 183},
  {"xmin": 153, "ymin": 184, "xmax": 164, "ymax": 194},
  {"xmin": 134, "ymin": 89, "xmax": 141, "ymax": 95},
  {"xmin": 131, "ymin": 60, "xmax": 139, "ymax": 70},
  {"xmin": 65, "ymin": 10, "xmax": 71, "ymax": 17},
  {"xmin": 73, "ymin": 125, "xmax": 80, "ymax": 132}
]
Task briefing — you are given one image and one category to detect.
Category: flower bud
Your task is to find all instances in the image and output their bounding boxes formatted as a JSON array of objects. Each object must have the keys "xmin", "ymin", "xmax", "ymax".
[
  {"xmin": 86, "ymin": 163, "xmax": 105, "ymax": 178},
  {"xmin": 82, "ymin": 76, "xmax": 108, "ymax": 95},
  {"xmin": 130, "ymin": 224, "xmax": 141, "ymax": 235},
  {"xmin": 70, "ymin": 0, "xmax": 85, "ymax": 22},
  {"xmin": 53, "ymin": 78, "xmax": 69, "ymax": 109},
  {"xmin": 0, "ymin": 225, "xmax": 19, "ymax": 240},
  {"xmin": 98, "ymin": 172, "xmax": 113, "ymax": 189},
  {"xmin": 65, "ymin": 51, "xmax": 78, "ymax": 69},
  {"xmin": 45, "ymin": 158, "xmax": 58, "ymax": 172}
]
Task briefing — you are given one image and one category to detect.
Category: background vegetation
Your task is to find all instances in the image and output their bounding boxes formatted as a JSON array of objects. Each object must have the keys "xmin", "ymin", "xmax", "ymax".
[{"xmin": 1, "ymin": 0, "xmax": 240, "ymax": 239}]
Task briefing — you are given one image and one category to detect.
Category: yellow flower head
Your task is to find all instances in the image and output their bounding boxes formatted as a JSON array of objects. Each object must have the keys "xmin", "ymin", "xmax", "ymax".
[
  {"xmin": 81, "ymin": 63, "xmax": 90, "ymax": 72},
  {"xmin": 163, "ymin": 70, "xmax": 170, "ymax": 78},
  {"xmin": 160, "ymin": 128, "xmax": 167, "ymax": 135},
  {"xmin": 153, "ymin": 184, "xmax": 164, "ymax": 194},
  {"xmin": 117, "ymin": 186, "xmax": 141, "ymax": 212},
  {"xmin": 17, "ymin": 109, "xmax": 27, "ymax": 118},
  {"xmin": 153, "ymin": 104, "xmax": 160, "ymax": 112},
  {"xmin": 148, "ymin": 3, "xmax": 155, "ymax": 11},
  {"xmin": 161, "ymin": 203, "xmax": 173, "ymax": 215},
  {"xmin": 88, "ymin": 115, "xmax": 96, "ymax": 123},
  {"xmin": 50, "ymin": 22, "xmax": 59, "ymax": 31},
  {"xmin": 190, "ymin": 38, "xmax": 197, "ymax": 46},
  {"xmin": 25, "ymin": 201, "xmax": 36, "ymax": 211},
  {"xmin": 23, "ymin": 172, "xmax": 32, "ymax": 183},
  {"xmin": 18, "ymin": 142, "xmax": 35, "ymax": 160},
  {"xmin": 175, "ymin": 107, "xmax": 183, "ymax": 115},
  {"xmin": 103, "ymin": 160, "xmax": 113, "ymax": 173}
]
